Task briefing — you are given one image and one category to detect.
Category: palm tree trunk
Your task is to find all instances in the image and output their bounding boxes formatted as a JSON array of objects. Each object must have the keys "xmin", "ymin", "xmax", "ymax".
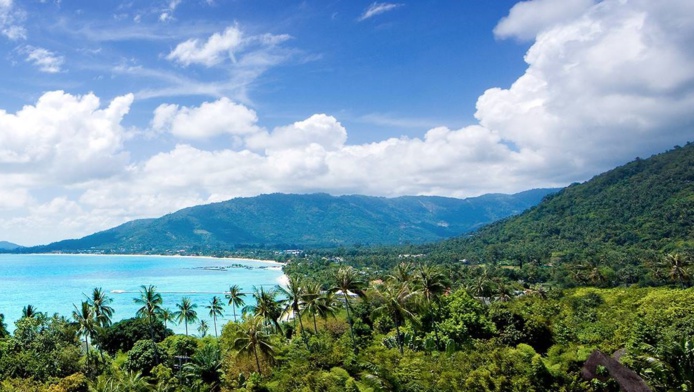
[
  {"xmin": 344, "ymin": 300, "xmax": 357, "ymax": 352},
  {"xmin": 232, "ymin": 304, "xmax": 237, "ymax": 323},
  {"xmin": 312, "ymin": 312, "xmax": 318, "ymax": 334},
  {"xmin": 148, "ymin": 315, "xmax": 160, "ymax": 365},
  {"xmin": 213, "ymin": 315, "xmax": 218, "ymax": 338},
  {"xmin": 296, "ymin": 307, "xmax": 309, "ymax": 348},
  {"xmin": 185, "ymin": 320, "xmax": 188, "ymax": 336},
  {"xmin": 253, "ymin": 346, "xmax": 261, "ymax": 374},
  {"xmin": 395, "ymin": 319, "xmax": 403, "ymax": 355}
]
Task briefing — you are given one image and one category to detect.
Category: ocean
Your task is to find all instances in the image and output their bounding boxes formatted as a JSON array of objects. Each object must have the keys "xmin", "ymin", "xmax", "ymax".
[{"xmin": 0, "ymin": 254, "xmax": 285, "ymax": 335}]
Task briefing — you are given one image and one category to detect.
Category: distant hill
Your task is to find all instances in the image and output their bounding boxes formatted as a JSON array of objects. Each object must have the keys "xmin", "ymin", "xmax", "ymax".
[
  {"xmin": 428, "ymin": 143, "xmax": 694, "ymax": 264},
  {"xmin": 0, "ymin": 241, "xmax": 21, "ymax": 250},
  {"xmin": 20, "ymin": 190, "xmax": 558, "ymax": 254}
]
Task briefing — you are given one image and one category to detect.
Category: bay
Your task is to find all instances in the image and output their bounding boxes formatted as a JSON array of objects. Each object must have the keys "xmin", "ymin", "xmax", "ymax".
[{"xmin": 0, "ymin": 254, "xmax": 285, "ymax": 335}]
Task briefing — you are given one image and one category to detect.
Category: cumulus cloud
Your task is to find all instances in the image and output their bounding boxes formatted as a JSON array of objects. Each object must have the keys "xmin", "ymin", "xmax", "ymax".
[
  {"xmin": 494, "ymin": 0, "xmax": 595, "ymax": 41},
  {"xmin": 151, "ymin": 97, "xmax": 260, "ymax": 139},
  {"xmin": 358, "ymin": 2, "xmax": 402, "ymax": 21},
  {"xmin": 0, "ymin": 90, "xmax": 133, "ymax": 185},
  {"xmin": 22, "ymin": 46, "xmax": 64, "ymax": 73},
  {"xmin": 3, "ymin": 0, "xmax": 694, "ymax": 246},
  {"xmin": 479, "ymin": 0, "xmax": 694, "ymax": 181},
  {"xmin": 246, "ymin": 114, "xmax": 347, "ymax": 152},
  {"xmin": 166, "ymin": 25, "xmax": 291, "ymax": 68}
]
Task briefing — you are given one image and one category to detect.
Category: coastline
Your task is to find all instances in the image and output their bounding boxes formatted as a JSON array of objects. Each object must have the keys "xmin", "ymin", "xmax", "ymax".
[{"xmin": 26, "ymin": 252, "xmax": 287, "ymax": 266}]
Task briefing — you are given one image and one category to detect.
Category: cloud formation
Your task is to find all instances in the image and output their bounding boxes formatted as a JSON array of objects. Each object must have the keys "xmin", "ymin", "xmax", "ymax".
[
  {"xmin": 358, "ymin": 2, "xmax": 402, "ymax": 21},
  {"xmin": 22, "ymin": 46, "xmax": 64, "ymax": 73},
  {"xmin": 166, "ymin": 25, "xmax": 291, "ymax": 67},
  {"xmin": 0, "ymin": 0, "xmax": 26, "ymax": 40},
  {"xmin": 2, "ymin": 0, "xmax": 694, "ymax": 245},
  {"xmin": 494, "ymin": 0, "xmax": 595, "ymax": 40}
]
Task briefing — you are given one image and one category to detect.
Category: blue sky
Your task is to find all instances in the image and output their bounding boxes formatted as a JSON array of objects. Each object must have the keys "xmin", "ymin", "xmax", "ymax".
[{"xmin": 1, "ymin": 0, "xmax": 693, "ymax": 245}]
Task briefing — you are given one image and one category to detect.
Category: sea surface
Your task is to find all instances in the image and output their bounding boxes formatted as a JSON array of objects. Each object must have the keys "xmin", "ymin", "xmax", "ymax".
[{"xmin": 0, "ymin": 254, "xmax": 285, "ymax": 335}]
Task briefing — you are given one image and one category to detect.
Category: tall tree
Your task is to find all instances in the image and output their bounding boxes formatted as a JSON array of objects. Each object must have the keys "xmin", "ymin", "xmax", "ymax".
[
  {"xmin": 72, "ymin": 301, "xmax": 96, "ymax": 363},
  {"xmin": 173, "ymin": 297, "xmax": 199, "ymax": 336},
  {"xmin": 159, "ymin": 308, "xmax": 175, "ymax": 329},
  {"xmin": 372, "ymin": 279, "xmax": 420, "ymax": 354},
  {"xmin": 205, "ymin": 296, "xmax": 224, "ymax": 338},
  {"xmin": 21, "ymin": 304, "xmax": 38, "ymax": 318},
  {"xmin": 391, "ymin": 262, "xmax": 415, "ymax": 284},
  {"xmin": 331, "ymin": 266, "xmax": 366, "ymax": 352},
  {"xmin": 87, "ymin": 287, "xmax": 114, "ymax": 328},
  {"xmin": 226, "ymin": 285, "xmax": 246, "ymax": 323},
  {"xmin": 198, "ymin": 320, "xmax": 209, "ymax": 338},
  {"xmin": 233, "ymin": 316, "xmax": 275, "ymax": 374},
  {"xmin": 244, "ymin": 287, "xmax": 282, "ymax": 333},
  {"xmin": 666, "ymin": 253, "xmax": 691, "ymax": 287},
  {"xmin": 416, "ymin": 265, "xmax": 448, "ymax": 350},
  {"xmin": 133, "ymin": 285, "xmax": 163, "ymax": 364},
  {"xmin": 278, "ymin": 275, "xmax": 307, "ymax": 343},
  {"xmin": 301, "ymin": 280, "xmax": 335, "ymax": 333}
]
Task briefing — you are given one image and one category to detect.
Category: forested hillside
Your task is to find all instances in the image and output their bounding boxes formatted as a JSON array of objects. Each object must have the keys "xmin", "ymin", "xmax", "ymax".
[
  {"xmin": 426, "ymin": 143, "xmax": 694, "ymax": 266},
  {"xmin": 18, "ymin": 190, "xmax": 556, "ymax": 253}
]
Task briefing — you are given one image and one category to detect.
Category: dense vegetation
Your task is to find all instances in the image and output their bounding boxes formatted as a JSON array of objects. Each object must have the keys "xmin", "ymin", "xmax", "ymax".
[
  {"xmin": 0, "ymin": 263, "xmax": 693, "ymax": 391},
  {"xmin": 11, "ymin": 190, "xmax": 556, "ymax": 254}
]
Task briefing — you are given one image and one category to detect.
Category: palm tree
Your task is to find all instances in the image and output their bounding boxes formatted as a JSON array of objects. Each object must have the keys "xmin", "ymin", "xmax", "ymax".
[
  {"xmin": 159, "ymin": 307, "xmax": 175, "ymax": 329},
  {"xmin": 372, "ymin": 279, "xmax": 420, "ymax": 354},
  {"xmin": 133, "ymin": 284, "xmax": 163, "ymax": 364},
  {"xmin": 233, "ymin": 316, "xmax": 275, "ymax": 374},
  {"xmin": 243, "ymin": 286, "xmax": 282, "ymax": 333},
  {"xmin": 278, "ymin": 275, "xmax": 307, "ymax": 343},
  {"xmin": 21, "ymin": 304, "xmax": 38, "ymax": 318},
  {"xmin": 391, "ymin": 262, "xmax": 415, "ymax": 284},
  {"xmin": 183, "ymin": 343, "xmax": 222, "ymax": 391},
  {"xmin": 72, "ymin": 301, "xmax": 96, "ymax": 362},
  {"xmin": 173, "ymin": 297, "xmax": 198, "ymax": 336},
  {"xmin": 416, "ymin": 265, "xmax": 448, "ymax": 349},
  {"xmin": 205, "ymin": 296, "xmax": 224, "ymax": 338},
  {"xmin": 198, "ymin": 320, "xmax": 209, "ymax": 337},
  {"xmin": 666, "ymin": 253, "xmax": 690, "ymax": 287},
  {"xmin": 87, "ymin": 287, "xmax": 114, "ymax": 327},
  {"xmin": 331, "ymin": 266, "xmax": 366, "ymax": 351},
  {"xmin": 226, "ymin": 285, "xmax": 246, "ymax": 323},
  {"xmin": 86, "ymin": 287, "xmax": 114, "ymax": 363}
]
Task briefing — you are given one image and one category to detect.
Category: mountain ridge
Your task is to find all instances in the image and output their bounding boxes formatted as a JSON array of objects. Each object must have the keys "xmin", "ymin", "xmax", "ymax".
[
  {"xmin": 0, "ymin": 241, "xmax": 21, "ymax": 250},
  {"xmin": 16, "ymin": 189, "xmax": 559, "ymax": 254}
]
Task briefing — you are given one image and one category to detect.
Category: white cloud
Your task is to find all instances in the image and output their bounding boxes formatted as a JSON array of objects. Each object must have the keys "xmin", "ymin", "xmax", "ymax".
[
  {"xmin": 246, "ymin": 114, "xmax": 347, "ymax": 152},
  {"xmin": 166, "ymin": 25, "xmax": 245, "ymax": 66},
  {"xmin": 166, "ymin": 25, "xmax": 293, "ymax": 68},
  {"xmin": 159, "ymin": 0, "xmax": 181, "ymax": 22},
  {"xmin": 0, "ymin": 90, "xmax": 133, "ymax": 186},
  {"xmin": 151, "ymin": 97, "xmax": 260, "ymax": 139},
  {"xmin": 22, "ymin": 46, "xmax": 65, "ymax": 73},
  {"xmin": 494, "ymin": 0, "xmax": 595, "ymax": 41},
  {"xmin": 358, "ymin": 2, "xmax": 402, "ymax": 22},
  {"xmin": 0, "ymin": 0, "xmax": 26, "ymax": 40},
  {"xmin": 478, "ymin": 0, "xmax": 694, "ymax": 181}
]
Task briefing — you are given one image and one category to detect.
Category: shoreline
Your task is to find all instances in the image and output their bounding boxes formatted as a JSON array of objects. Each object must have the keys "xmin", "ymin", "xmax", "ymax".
[{"xmin": 18, "ymin": 252, "xmax": 287, "ymax": 266}]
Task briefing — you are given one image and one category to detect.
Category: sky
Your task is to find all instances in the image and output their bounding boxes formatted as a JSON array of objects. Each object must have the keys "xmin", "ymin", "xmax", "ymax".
[{"xmin": 1, "ymin": 0, "xmax": 693, "ymax": 246}]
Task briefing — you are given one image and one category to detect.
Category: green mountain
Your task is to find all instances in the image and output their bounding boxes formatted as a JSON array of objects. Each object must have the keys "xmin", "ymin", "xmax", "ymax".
[
  {"xmin": 23, "ymin": 190, "xmax": 557, "ymax": 253},
  {"xmin": 0, "ymin": 241, "xmax": 21, "ymax": 250},
  {"xmin": 429, "ymin": 143, "xmax": 694, "ymax": 264}
]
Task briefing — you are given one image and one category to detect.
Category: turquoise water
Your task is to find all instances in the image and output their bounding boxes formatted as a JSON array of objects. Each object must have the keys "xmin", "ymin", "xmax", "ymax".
[{"xmin": 0, "ymin": 254, "xmax": 285, "ymax": 335}]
